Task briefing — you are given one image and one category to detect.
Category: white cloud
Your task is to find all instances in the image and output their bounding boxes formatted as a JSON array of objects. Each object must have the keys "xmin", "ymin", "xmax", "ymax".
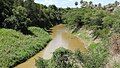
[{"xmin": 38, "ymin": 0, "xmax": 57, "ymax": 6}]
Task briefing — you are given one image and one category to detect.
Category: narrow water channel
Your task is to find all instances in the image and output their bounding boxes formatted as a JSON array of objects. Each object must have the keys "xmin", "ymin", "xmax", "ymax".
[{"xmin": 15, "ymin": 24, "xmax": 87, "ymax": 68}]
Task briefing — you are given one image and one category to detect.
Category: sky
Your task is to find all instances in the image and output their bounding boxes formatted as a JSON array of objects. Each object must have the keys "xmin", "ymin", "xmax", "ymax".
[{"xmin": 34, "ymin": 0, "xmax": 120, "ymax": 8}]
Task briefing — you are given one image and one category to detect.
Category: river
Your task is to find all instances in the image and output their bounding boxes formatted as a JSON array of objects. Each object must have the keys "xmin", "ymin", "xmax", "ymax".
[{"xmin": 15, "ymin": 24, "xmax": 87, "ymax": 68}]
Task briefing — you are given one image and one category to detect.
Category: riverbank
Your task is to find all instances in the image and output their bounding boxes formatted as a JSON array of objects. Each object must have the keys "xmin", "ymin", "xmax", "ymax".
[
  {"xmin": 0, "ymin": 27, "xmax": 51, "ymax": 68},
  {"xmin": 73, "ymin": 28, "xmax": 101, "ymax": 47},
  {"xmin": 15, "ymin": 24, "xmax": 87, "ymax": 68}
]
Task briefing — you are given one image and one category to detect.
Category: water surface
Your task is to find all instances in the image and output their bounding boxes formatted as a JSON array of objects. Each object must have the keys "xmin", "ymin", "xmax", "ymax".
[{"xmin": 15, "ymin": 24, "xmax": 87, "ymax": 68}]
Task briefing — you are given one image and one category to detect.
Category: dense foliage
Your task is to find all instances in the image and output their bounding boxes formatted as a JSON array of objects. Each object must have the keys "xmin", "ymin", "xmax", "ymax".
[
  {"xmin": 36, "ymin": 0, "xmax": 120, "ymax": 68},
  {"xmin": 0, "ymin": 0, "xmax": 120, "ymax": 68},
  {"xmin": 36, "ymin": 43, "xmax": 108, "ymax": 68},
  {"xmin": 0, "ymin": 0, "xmax": 62, "ymax": 67},
  {"xmin": 36, "ymin": 47, "xmax": 80, "ymax": 68},
  {"xmin": 0, "ymin": 0, "xmax": 62, "ymax": 32},
  {"xmin": 63, "ymin": 7, "xmax": 120, "ymax": 39},
  {"xmin": 0, "ymin": 27, "xmax": 51, "ymax": 67}
]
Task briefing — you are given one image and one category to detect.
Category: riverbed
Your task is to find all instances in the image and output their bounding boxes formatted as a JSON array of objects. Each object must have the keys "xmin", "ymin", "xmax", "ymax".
[{"xmin": 15, "ymin": 24, "xmax": 87, "ymax": 68}]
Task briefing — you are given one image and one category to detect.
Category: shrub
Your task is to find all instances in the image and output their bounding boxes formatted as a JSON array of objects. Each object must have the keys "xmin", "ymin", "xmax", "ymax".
[
  {"xmin": 83, "ymin": 43, "xmax": 108, "ymax": 68},
  {"xmin": 36, "ymin": 47, "xmax": 81, "ymax": 68}
]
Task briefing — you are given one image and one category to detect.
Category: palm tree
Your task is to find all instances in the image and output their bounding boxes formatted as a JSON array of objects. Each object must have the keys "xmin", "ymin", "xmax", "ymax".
[
  {"xmin": 89, "ymin": 1, "xmax": 93, "ymax": 8},
  {"xmin": 80, "ymin": 1, "xmax": 88, "ymax": 8},
  {"xmin": 115, "ymin": 1, "xmax": 119, "ymax": 6},
  {"xmin": 93, "ymin": 4, "xmax": 97, "ymax": 9},
  {"xmin": 80, "ymin": 0, "xmax": 84, "ymax": 4},
  {"xmin": 89, "ymin": 1, "xmax": 92, "ymax": 5},
  {"xmin": 98, "ymin": 3, "xmax": 102, "ymax": 8},
  {"xmin": 80, "ymin": 0, "xmax": 84, "ymax": 7},
  {"xmin": 75, "ymin": 1, "xmax": 78, "ymax": 6},
  {"xmin": 84, "ymin": 1, "xmax": 88, "ymax": 7}
]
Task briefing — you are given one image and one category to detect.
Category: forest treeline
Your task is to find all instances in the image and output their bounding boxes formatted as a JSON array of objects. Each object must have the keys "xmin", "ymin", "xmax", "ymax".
[{"xmin": 0, "ymin": 0, "xmax": 62, "ymax": 34}]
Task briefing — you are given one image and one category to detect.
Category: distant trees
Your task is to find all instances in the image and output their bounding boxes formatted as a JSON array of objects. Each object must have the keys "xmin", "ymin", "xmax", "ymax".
[
  {"xmin": 98, "ymin": 3, "xmax": 102, "ymax": 9},
  {"xmin": 75, "ymin": 2, "xmax": 78, "ymax": 6},
  {"xmin": 115, "ymin": 1, "xmax": 119, "ymax": 6},
  {"xmin": 78, "ymin": 0, "xmax": 120, "ymax": 12},
  {"xmin": 80, "ymin": 0, "xmax": 93, "ymax": 8},
  {"xmin": 89, "ymin": 1, "xmax": 93, "ymax": 8},
  {"xmin": 103, "ymin": 1, "xmax": 120, "ymax": 12},
  {"xmin": 80, "ymin": 0, "xmax": 84, "ymax": 5}
]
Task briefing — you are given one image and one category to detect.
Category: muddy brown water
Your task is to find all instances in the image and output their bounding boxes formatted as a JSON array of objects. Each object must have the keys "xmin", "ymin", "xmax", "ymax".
[{"xmin": 15, "ymin": 24, "xmax": 87, "ymax": 68}]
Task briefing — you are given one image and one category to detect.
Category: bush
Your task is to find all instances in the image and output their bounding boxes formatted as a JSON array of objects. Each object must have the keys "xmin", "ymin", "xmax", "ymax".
[
  {"xmin": 36, "ymin": 43, "xmax": 108, "ymax": 68},
  {"xmin": 36, "ymin": 47, "xmax": 81, "ymax": 68},
  {"xmin": 83, "ymin": 43, "xmax": 108, "ymax": 68}
]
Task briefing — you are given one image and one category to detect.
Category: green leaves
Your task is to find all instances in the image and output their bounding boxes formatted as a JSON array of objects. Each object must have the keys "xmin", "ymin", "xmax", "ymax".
[
  {"xmin": 83, "ymin": 43, "xmax": 108, "ymax": 68},
  {"xmin": 4, "ymin": 6, "xmax": 31, "ymax": 30},
  {"xmin": 0, "ymin": 27, "xmax": 51, "ymax": 67},
  {"xmin": 12, "ymin": 6, "xmax": 27, "ymax": 17},
  {"xmin": 36, "ymin": 48, "xmax": 81, "ymax": 68}
]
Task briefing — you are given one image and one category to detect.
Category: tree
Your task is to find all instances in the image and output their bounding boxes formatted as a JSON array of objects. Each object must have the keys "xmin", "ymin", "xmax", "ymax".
[
  {"xmin": 94, "ymin": 4, "xmax": 98, "ymax": 8},
  {"xmin": 75, "ymin": 2, "xmax": 78, "ymax": 6},
  {"xmin": 4, "ymin": 6, "xmax": 31, "ymax": 31},
  {"xmin": 13, "ymin": 0, "xmax": 24, "ymax": 6},
  {"xmin": 80, "ymin": 0, "xmax": 84, "ymax": 4},
  {"xmin": 0, "ymin": 0, "xmax": 14, "ymax": 27},
  {"xmin": 82, "ymin": 1, "xmax": 88, "ymax": 8},
  {"xmin": 115, "ymin": 1, "xmax": 119, "ymax": 6},
  {"xmin": 24, "ymin": 0, "xmax": 44, "ymax": 26},
  {"xmin": 98, "ymin": 3, "xmax": 102, "ymax": 9},
  {"xmin": 89, "ymin": 1, "xmax": 93, "ymax": 8},
  {"xmin": 48, "ymin": 5, "xmax": 58, "ymax": 11}
]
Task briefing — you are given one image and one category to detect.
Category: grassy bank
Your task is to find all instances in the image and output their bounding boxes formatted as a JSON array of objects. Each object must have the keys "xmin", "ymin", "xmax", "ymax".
[{"xmin": 0, "ymin": 27, "xmax": 51, "ymax": 68}]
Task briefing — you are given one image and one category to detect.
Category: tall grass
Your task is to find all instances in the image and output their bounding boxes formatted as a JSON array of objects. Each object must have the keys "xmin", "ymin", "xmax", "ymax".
[{"xmin": 0, "ymin": 27, "xmax": 51, "ymax": 68}]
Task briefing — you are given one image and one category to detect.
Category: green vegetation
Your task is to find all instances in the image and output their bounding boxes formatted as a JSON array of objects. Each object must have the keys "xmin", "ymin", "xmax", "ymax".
[
  {"xmin": 36, "ymin": 47, "xmax": 79, "ymax": 68},
  {"xmin": 63, "ymin": 8, "xmax": 111, "ymax": 38},
  {"xmin": 36, "ymin": 0, "xmax": 119, "ymax": 68},
  {"xmin": 0, "ymin": 27, "xmax": 51, "ymax": 67},
  {"xmin": 0, "ymin": 0, "xmax": 62, "ymax": 32},
  {"xmin": 0, "ymin": 0, "xmax": 120, "ymax": 68},
  {"xmin": 36, "ymin": 42, "xmax": 108, "ymax": 68},
  {"xmin": 83, "ymin": 43, "xmax": 108, "ymax": 68}
]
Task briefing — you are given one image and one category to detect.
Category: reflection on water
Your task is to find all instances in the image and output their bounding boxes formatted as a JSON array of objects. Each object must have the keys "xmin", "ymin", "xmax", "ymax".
[
  {"xmin": 63, "ymin": 32, "xmax": 86, "ymax": 52},
  {"xmin": 15, "ymin": 24, "xmax": 87, "ymax": 68}
]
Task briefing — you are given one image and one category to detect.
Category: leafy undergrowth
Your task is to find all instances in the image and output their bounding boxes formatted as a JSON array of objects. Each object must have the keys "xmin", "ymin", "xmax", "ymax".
[
  {"xmin": 36, "ymin": 47, "xmax": 82, "ymax": 68},
  {"xmin": 36, "ymin": 43, "xmax": 108, "ymax": 68},
  {"xmin": 0, "ymin": 27, "xmax": 51, "ymax": 68}
]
